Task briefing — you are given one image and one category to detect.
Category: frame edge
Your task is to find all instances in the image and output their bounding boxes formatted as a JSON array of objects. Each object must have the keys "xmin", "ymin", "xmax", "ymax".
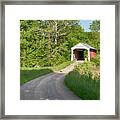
[{"xmin": 1, "ymin": 0, "xmax": 119, "ymax": 119}]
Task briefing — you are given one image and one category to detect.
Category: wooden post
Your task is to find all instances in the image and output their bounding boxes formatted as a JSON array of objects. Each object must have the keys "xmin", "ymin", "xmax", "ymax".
[{"xmin": 88, "ymin": 49, "xmax": 90, "ymax": 61}]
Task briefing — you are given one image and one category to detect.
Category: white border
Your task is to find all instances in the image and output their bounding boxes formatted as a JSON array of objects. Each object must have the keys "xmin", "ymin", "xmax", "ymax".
[{"xmin": 5, "ymin": 5, "xmax": 115, "ymax": 115}]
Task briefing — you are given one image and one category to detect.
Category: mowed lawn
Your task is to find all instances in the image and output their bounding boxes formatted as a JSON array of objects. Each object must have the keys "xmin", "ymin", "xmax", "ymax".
[
  {"xmin": 20, "ymin": 61, "xmax": 72, "ymax": 85},
  {"xmin": 20, "ymin": 69, "xmax": 53, "ymax": 85}
]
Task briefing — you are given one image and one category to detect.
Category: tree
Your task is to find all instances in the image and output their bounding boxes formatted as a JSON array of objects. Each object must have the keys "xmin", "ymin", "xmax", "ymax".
[
  {"xmin": 89, "ymin": 20, "xmax": 100, "ymax": 32},
  {"xmin": 20, "ymin": 20, "xmax": 84, "ymax": 68},
  {"xmin": 20, "ymin": 20, "xmax": 100, "ymax": 68}
]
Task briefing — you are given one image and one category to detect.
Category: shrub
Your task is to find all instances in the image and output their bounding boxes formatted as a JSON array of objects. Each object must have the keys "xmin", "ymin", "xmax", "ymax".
[{"xmin": 91, "ymin": 55, "xmax": 100, "ymax": 67}]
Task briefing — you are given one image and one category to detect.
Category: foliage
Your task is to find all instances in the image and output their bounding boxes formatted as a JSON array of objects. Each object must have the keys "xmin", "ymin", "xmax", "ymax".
[
  {"xmin": 20, "ymin": 20, "xmax": 84, "ymax": 67},
  {"xmin": 20, "ymin": 20, "xmax": 100, "ymax": 68},
  {"xmin": 91, "ymin": 54, "xmax": 100, "ymax": 67},
  {"xmin": 89, "ymin": 20, "xmax": 100, "ymax": 32},
  {"xmin": 21, "ymin": 61, "xmax": 72, "ymax": 71},
  {"xmin": 84, "ymin": 49, "xmax": 88, "ymax": 61},
  {"xmin": 79, "ymin": 32, "xmax": 100, "ymax": 53},
  {"xmin": 64, "ymin": 62, "xmax": 100, "ymax": 100},
  {"xmin": 75, "ymin": 62, "xmax": 100, "ymax": 80}
]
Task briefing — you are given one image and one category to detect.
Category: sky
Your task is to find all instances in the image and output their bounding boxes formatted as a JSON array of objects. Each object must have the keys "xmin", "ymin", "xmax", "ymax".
[{"xmin": 80, "ymin": 20, "xmax": 93, "ymax": 32}]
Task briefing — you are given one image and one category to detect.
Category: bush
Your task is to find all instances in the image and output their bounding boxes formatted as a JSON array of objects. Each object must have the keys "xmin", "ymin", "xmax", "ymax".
[
  {"xmin": 75, "ymin": 62, "xmax": 100, "ymax": 80},
  {"xmin": 91, "ymin": 55, "xmax": 100, "ymax": 67}
]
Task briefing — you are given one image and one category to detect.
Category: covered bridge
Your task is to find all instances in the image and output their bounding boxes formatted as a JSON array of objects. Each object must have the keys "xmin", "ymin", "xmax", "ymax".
[{"xmin": 71, "ymin": 43, "xmax": 96, "ymax": 61}]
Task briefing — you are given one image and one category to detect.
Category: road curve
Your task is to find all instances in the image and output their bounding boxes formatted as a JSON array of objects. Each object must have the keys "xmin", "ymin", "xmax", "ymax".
[{"xmin": 20, "ymin": 63, "xmax": 80, "ymax": 100}]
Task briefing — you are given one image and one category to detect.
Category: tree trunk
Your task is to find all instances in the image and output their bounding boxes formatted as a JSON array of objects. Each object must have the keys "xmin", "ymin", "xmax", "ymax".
[{"xmin": 54, "ymin": 21, "xmax": 57, "ymax": 45}]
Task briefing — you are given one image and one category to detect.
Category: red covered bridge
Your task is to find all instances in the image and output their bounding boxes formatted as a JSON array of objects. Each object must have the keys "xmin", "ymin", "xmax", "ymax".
[{"xmin": 71, "ymin": 43, "xmax": 96, "ymax": 61}]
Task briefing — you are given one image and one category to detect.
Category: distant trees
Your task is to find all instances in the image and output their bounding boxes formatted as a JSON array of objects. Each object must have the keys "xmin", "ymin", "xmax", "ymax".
[
  {"xmin": 89, "ymin": 20, "xmax": 100, "ymax": 32},
  {"xmin": 20, "ymin": 20, "xmax": 100, "ymax": 68},
  {"xmin": 79, "ymin": 32, "xmax": 100, "ymax": 53}
]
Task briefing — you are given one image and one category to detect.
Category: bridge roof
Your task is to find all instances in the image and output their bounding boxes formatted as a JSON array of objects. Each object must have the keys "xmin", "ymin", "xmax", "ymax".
[{"xmin": 71, "ymin": 43, "xmax": 96, "ymax": 50}]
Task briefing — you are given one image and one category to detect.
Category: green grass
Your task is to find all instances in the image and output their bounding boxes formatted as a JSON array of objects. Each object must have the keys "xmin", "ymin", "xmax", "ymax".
[
  {"xmin": 52, "ymin": 61, "xmax": 73, "ymax": 71},
  {"xmin": 20, "ymin": 68, "xmax": 53, "ymax": 85},
  {"xmin": 64, "ymin": 62, "xmax": 100, "ymax": 100},
  {"xmin": 20, "ymin": 61, "xmax": 72, "ymax": 85}
]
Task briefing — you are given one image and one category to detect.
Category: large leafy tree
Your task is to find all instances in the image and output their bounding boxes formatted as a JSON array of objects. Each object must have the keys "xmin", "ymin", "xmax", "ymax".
[
  {"xmin": 89, "ymin": 20, "xmax": 100, "ymax": 32},
  {"xmin": 20, "ymin": 20, "xmax": 84, "ymax": 67},
  {"xmin": 20, "ymin": 20, "xmax": 100, "ymax": 68}
]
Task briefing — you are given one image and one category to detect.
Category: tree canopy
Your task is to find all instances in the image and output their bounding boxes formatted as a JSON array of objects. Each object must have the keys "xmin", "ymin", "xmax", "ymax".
[
  {"xmin": 89, "ymin": 20, "xmax": 100, "ymax": 32},
  {"xmin": 20, "ymin": 20, "xmax": 100, "ymax": 68}
]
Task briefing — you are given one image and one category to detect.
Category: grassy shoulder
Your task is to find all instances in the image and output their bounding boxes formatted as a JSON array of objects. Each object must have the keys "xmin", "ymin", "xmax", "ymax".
[
  {"xmin": 64, "ymin": 62, "xmax": 100, "ymax": 100},
  {"xmin": 20, "ymin": 61, "xmax": 72, "ymax": 85},
  {"xmin": 52, "ymin": 61, "xmax": 73, "ymax": 71},
  {"xmin": 20, "ymin": 68, "xmax": 53, "ymax": 85}
]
